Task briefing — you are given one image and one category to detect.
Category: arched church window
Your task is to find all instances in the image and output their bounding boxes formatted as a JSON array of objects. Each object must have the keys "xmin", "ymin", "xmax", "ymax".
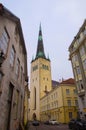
[
  {"xmin": 33, "ymin": 87, "xmax": 36, "ymax": 109},
  {"xmin": 45, "ymin": 85, "xmax": 47, "ymax": 91}
]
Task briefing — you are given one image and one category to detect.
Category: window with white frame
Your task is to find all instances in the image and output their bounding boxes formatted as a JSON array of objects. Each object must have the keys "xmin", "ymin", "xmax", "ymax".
[
  {"xmin": 10, "ymin": 46, "xmax": 15, "ymax": 67},
  {"xmin": 73, "ymin": 68, "xmax": 78, "ymax": 80},
  {"xmin": 83, "ymin": 59, "xmax": 86, "ymax": 71},
  {"xmin": 66, "ymin": 89, "xmax": 70, "ymax": 94},
  {"xmin": 69, "ymin": 112, "xmax": 72, "ymax": 119},
  {"xmin": 79, "ymin": 46, "xmax": 85, "ymax": 56},
  {"xmin": 81, "ymin": 96, "xmax": 85, "ymax": 107},
  {"xmin": 76, "ymin": 81, "xmax": 81, "ymax": 91},
  {"xmin": 67, "ymin": 100, "xmax": 71, "ymax": 106},
  {"xmin": 75, "ymin": 100, "xmax": 78, "ymax": 106},
  {"xmin": 56, "ymin": 100, "xmax": 58, "ymax": 107},
  {"xmin": 72, "ymin": 54, "xmax": 78, "ymax": 65},
  {"xmin": 16, "ymin": 58, "xmax": 20, "ymax": 78},
  {"xmin": 0, "ymin": 28, "xmax": 9, "ymax": 54},
  {"xmin": 76, "ymin": 66, "xmax": 81, "ymax": 75},
  {"xmin": 20, "ymin": 67, "xmax": 23, "ymax": 82},
  {"xmin": 73, "ymin": 89, "xmax": 77, "ymax": 94},
  {"xmin": 80, "ymin": 80, "xmax": 84, "ymax": 90}
]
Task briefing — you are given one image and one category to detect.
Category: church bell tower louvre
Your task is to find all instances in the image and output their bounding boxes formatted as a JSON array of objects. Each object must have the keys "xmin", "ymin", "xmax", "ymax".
[{"xmin": 30, "ymin": 24, "xmax": 52, "ymax": 120}]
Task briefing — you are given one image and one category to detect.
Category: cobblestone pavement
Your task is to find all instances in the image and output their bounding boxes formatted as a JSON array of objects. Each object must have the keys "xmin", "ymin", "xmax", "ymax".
[{"xmin": 27, "ymin": 122, "xmax": 69, "ymax": 130}]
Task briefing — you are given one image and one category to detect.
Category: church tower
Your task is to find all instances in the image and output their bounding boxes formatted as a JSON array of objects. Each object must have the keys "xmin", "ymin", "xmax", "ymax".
[{"xmin": 30, "ymin": 24, "xmax": 52, "ymax": 120}]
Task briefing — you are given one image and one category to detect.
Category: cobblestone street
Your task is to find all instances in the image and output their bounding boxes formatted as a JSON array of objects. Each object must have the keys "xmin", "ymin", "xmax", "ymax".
[{"xmin": 27, "ymin": 122, "xmax": 69, "ymax": 130}]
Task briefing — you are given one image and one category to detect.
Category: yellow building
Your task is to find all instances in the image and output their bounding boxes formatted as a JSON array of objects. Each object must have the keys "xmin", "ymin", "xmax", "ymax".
[
  {"xmin": 69, "ymin": 20, "xmax": 86, "ymax": 119},
  {"xmin": 29, "ymin": 24, "xmax": 52, "ymax": 120},
  {"xmin": 24, "ymin": 80, "xmax": 30, "ymax": 127},
  {"xmin": 40, "ymin": 78, "xmax": 78, "ymax": 123}
]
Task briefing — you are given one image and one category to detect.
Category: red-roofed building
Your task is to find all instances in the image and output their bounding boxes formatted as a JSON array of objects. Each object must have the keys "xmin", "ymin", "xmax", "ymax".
[
  {"xmin": 40, "ymin": 78, "xmax": 78, "ymax": 123},
  {"xmin": 60, "ymin": 78, "xmax": 75, "ymax": 84}
]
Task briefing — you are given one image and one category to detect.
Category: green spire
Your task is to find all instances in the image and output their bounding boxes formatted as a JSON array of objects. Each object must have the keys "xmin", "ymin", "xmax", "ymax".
[
  {"xmin": 35, "ymin": 24, "xmax": 46, "ymax": 59},
  {"xmin": 39, "ymin": 22, "xmax": 41, "ymax": 31}
]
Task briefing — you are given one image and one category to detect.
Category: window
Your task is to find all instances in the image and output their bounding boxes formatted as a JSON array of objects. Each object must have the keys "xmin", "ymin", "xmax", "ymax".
[
  {"xmin": 0, "ymin": 71, "xmax": 3, "ymax": 93},
  {"xmin": 69, "ymin": 112, "xmax": 72, "ymax": 119},
  {"xmin": 56, "ymin": 100, "xmax": 58, "ymax": 107},
  {"xmin": 67, "ymin": 100, "xmax": 71, "ymax": 106},
  {"xmin": 21, "ymin": 67, "xmax": 23, "ymax": 82},
  {"xmin": 76, "ymin": 66, "xmax": 81, "ymax": 75},
  {"xmin": 10, "ymin": 46, "xmax": 15, "ymax": 67},
  {"xmin": 14, "ymin": 90, "xmax": 19, "ymax": 119},
  {"xmin": 76, "ymin": 81, "xmax": 81, "ymax": 91},
  {"xmin": 66, "ymin": 89, "xmax": 70, "ymax": 94},
  {"xmin": 33, "ymin": 87, "xmax": 36, "ymax": 109},
  {"xmin": 0, "ymin": 28, "xmax": 9, "ymax": 54},
  {"xmin": 83, "ymin": 59, "xmax": 86, "ymax": 70},
  {"xmin": 56, "ymin": 92, "xmax": 58, "ymax": 97},
  {"xmin": 52, "ymin": 102, "xmax": 53, "ymax": 107},
  {"xmin": 75, "ymin": 100, "xmax": 78, "ymax": 106},
  {"xmin": 33, "ymin": 65, "xmax": 38, "ymax": 71},
  {"xmin": 16, "ymin": 58, "xmax": 20, "ymax": 78},
  {"xmin": 79, "ymin": 46, "xmax": 85, "ymax": 56},
  {"xmin": 75, "ymin": 54, "xmax": 78, "ymax": 61},
  {"xmin": 45, "ymin": 86, "xmax": 47, "ymax": 91},
  {"xmin": 81, "ymin": 83, "xmax": 84, "ymax": 89},
  {"xmin": 84, "ymin": 29, "xmax": 86, "ymax": 35},
  {"xmin": 42, "ymin": 64, "xmax": 49, "ymax": 70},
  {"xmin": 51, "ymin": 95, "xmax": 53, "ymax": 100},
  {"xmin": 79, "ymin": 80, "xmax": 84, "ymax": 90},
  {"xmin": 73, "ymin": 68, "xmax": 78, "ymax": 80},
  {"xmin": 81, "ymin": 96, "xmax": 85, "ymax": 107},
  {"xmin": 73, "ymin": 89, "xmax": 77, "ymax": 94}
]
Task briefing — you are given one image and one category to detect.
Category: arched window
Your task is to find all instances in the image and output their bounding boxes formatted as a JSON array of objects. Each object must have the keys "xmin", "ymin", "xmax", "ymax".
[
  {"xmin": 33, "ymin": 87, "xmax": 36, "ymax": 109},
  {"xmin": 45, "ymin": 85, "xmax": 47, "ymax": 91}
]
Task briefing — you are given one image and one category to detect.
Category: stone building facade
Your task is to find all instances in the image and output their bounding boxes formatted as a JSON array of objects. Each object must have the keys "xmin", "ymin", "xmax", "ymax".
[
  {"xmin": 0, "ymin": 4, "xmax": 28, "ymax": 130},
  {"xmin": 69, "ymin": 20, "xmax": 86, "ymax": 119}
]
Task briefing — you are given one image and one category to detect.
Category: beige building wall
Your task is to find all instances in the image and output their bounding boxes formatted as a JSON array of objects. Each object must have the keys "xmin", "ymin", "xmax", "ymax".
[
  {"xmin": 30, "ymin": 59, "xmax": 40, "ymax": 120},
  {"xmin": 0, "ymin": 6, "xmax": 27, "ymax": 130},
  {"xmin": 39, "ymin": 58, "xmax": 52, "ymax": 98}
]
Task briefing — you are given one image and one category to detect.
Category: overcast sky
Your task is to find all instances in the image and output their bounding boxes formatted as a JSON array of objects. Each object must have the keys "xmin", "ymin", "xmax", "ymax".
[{"xmin": 1, "ymin": 0, "xmax": 86, "ymax": 81}]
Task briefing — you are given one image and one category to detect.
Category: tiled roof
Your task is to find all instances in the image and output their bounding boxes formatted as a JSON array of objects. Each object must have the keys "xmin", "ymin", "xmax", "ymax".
[
  {"xmin": 60, "ymin": 78, "xmax": 75, "ymax": 84},
  {"xmin": 52, "ymin": 80, "xmax": 59, "ymax": 89}
]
